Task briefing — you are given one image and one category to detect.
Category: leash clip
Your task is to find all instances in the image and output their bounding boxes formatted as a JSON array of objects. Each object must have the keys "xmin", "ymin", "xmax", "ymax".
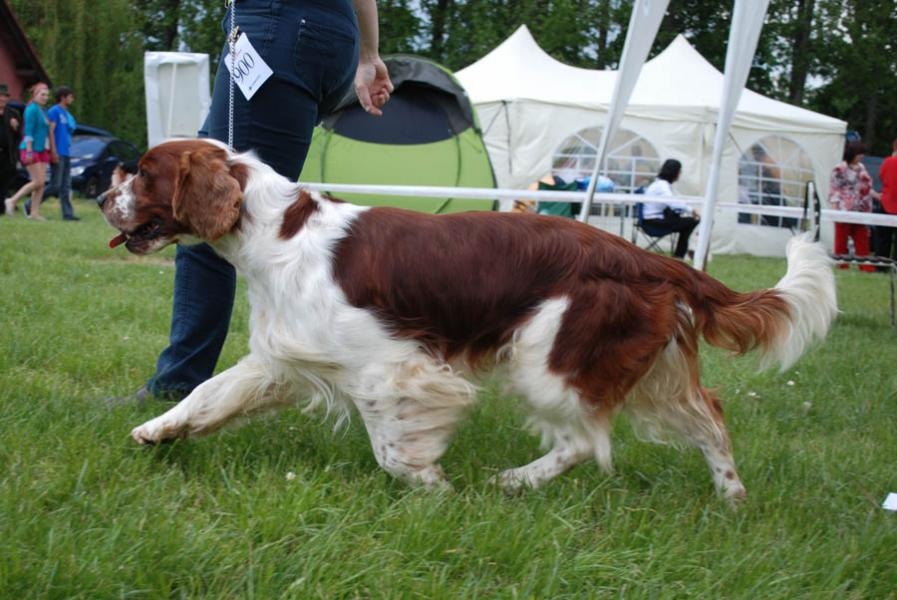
[{"xmin": 228, "ymin": 24, "xmax": 241, "ymax": 44}]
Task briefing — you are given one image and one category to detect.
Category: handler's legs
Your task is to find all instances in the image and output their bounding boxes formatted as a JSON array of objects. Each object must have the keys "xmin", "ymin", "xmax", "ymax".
[{"xmin": 144, "ymin": 1, "xmax": 357, "ymax": 398}]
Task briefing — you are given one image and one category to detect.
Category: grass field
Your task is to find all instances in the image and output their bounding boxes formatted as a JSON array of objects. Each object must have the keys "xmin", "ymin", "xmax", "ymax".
[{"xmin": 1, "ymin": 197, "xmax": 896, "ymax": 598}]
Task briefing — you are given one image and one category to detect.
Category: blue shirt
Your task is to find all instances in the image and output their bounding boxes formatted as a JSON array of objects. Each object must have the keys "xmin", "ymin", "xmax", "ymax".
[
  {"xmin": 19, "ymin": 103, "xmax": 50, "ymax": 152},
  {"xmin": 48, "ymin": 104, "xmax": 77, "ymax": 157}
]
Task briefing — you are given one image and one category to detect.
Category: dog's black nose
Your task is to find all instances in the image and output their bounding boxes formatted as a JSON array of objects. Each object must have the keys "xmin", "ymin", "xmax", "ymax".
[{"xmin": 96, "ymin": 191, "xmax": 107, "ymax": 209}]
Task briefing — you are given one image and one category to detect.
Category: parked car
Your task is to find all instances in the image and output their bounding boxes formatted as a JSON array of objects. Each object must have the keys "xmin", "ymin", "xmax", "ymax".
[
  {"xmin": 12, "ymin": 133, "xmax": 141, "ymax": 199},
  {"xmin": 67, "ymin": 135, "xmax": 142, "ymax": 197}
]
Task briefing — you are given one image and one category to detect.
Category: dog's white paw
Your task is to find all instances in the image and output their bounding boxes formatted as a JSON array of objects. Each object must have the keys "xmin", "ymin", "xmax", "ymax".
[
  {"xmin": 130, "ymin": 418, "xmax": 183, "ymax": 445},
  {"xmin": 130, "ymin": 424, "xmax": 158, "ymax": 445},
  {"xmin": 489, "ymin": 469, "xmax": 530, "ymax": 494}
]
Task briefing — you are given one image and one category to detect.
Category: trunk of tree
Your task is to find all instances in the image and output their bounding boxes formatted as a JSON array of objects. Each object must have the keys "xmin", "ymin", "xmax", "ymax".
[
  {"xmin": 595, "ymin": 0, "xmax": 610, "ymax": 69},
  {"xmin": 864, "ymin": 93, "xmax": 878, "ymax": 151},
  {"xmin": 787, "ymin": 0, "xmax": 815, "ymax": 105},
  {"xmin": 429, "ymin": 0, "xmax": 452, "ymax": 61},
  {"xmin": 161, "ymin": 0, "xmax": 181, "ymax": 50}
]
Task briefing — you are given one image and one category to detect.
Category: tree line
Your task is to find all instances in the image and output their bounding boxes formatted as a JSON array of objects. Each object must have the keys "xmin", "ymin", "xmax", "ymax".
[{"xmin": 10, "ymin": 0, "xmax": 897, "ymax": 156}]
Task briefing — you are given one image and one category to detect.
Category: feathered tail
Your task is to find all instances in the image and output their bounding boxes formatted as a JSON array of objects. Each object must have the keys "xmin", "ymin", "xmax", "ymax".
[{"xmin": 686, "ymin": 234, "xmax": 837, "ymax": 370}]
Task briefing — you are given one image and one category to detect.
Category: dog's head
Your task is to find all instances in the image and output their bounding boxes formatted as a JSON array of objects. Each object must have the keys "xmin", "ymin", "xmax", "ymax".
[{"xmin": 99, "ymin": 139, "xmax": 246, "ymax": 254}]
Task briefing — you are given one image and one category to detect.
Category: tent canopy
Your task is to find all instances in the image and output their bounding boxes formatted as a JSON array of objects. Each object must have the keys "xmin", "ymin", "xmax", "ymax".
[
  {"xmin": 457, "ymin": 26, "xmax": 843, "ymax": 133},
  {"xmin": 455, "ymin": 26, "xmax": 847, "ymax": 256}
]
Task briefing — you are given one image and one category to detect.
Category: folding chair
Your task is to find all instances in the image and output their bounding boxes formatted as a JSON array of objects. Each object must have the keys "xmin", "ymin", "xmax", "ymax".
[{"xmin": 631, "ymin": 202, "xmax": 678, "ymax": 254}]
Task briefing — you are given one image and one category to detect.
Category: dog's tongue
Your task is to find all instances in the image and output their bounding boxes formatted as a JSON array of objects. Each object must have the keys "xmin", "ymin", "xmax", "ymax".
[{"xmin": 108, "ymin": 233, "xmax": 127, "ymax": 248}]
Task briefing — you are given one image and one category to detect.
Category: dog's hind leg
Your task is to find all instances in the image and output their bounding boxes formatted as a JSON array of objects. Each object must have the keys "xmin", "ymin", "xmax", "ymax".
[
  {"xmin": 351, "ymin": 357, "xmax": 477, "ymax": 489},
  {"xmin": 625, "ymin": 342, "xmax": 746, "ymax": 501},
  {"xmin": 131, "ymin": 354, "xmax": 287, "ymax": 444},
  {"xmin": 689, "ymin": 388, "xmax": 746, "ymax": 501}
]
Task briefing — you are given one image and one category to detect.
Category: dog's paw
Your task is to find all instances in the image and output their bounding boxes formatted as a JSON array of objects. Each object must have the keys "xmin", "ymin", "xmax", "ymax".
[
  {"xmin": 130, "ymin": 424, "xmax": 158, "ymax": 445},
  {"xmin": 724, "ymin": 483, "xmax": 747, "ymax": 504},
  {"xmin": 488, "ymin": 469, "xmax": 530, "ymax": 495},
  {"xmin": 130, "ymin": 418, "xmax": 183, "ymax": 445}
]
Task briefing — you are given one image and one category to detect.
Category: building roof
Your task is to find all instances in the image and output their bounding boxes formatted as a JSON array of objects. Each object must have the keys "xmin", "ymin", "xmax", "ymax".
[{"xmin": 0, "ymin": 0, "xmax": 52, "ymax": 98}]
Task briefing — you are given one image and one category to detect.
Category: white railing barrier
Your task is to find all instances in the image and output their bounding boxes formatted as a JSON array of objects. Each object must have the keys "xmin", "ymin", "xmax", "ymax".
[{"xmin": 301, "ymin": 183, "xmax": 897, "ymax": 228}]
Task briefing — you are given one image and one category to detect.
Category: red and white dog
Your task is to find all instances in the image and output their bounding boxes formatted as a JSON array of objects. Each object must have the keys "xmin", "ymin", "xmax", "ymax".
[{"xmin": 100, "ymin": 139, "xmax": 837, "ymax": 499}]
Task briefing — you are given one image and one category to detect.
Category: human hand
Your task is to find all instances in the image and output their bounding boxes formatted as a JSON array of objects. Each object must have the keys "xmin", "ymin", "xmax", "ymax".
[
  {"xmin": 354, "ymin": 55, "xmax": 393, "ymax": 117},
  {"xmin": 10, "ymin": 117, "xmax": 19, "ymax": 131},
  {"xmin": 51, "ymin": 150, "xmax": 59, "ymax": 164},
  {"xmin": 23, "ymin": 150, "xmax": 33, "ymax": 165}
]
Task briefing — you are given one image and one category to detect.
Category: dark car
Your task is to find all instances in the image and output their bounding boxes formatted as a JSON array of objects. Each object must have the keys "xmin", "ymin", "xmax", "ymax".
[
  {"xmin": 12, "ymin": 133, "xmax": 141, "ymax": 199},
  {"xmin": 67, "ymin": 135, "xmax": 141, "ymax": 197}
]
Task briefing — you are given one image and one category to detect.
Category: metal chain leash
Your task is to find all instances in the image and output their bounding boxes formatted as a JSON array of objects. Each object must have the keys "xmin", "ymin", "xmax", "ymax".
[{"xmin": 226, "ymin": 0, "xmax": 237, "ymax": 150}]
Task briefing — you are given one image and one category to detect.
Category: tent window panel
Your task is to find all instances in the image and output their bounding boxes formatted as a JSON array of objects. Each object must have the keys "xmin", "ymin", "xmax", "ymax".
[
  {"xmin": 550, "ymin": 126, "xmax": 661, "ymax": 194},
  {"xmin": 738, "ymin": 136, "xmax": 814, "ymax": 228}
]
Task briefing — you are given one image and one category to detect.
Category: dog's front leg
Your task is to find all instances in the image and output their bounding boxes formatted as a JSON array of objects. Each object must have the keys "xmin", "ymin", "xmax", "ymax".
[{"xmin": 131, "ymin": 355, "xmax": 283, "ymax": 444}]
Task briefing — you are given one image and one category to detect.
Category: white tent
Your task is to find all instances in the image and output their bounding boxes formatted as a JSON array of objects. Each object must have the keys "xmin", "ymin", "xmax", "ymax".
[
  {"xmin": 144, "ymin": 52, "xmax": 211, "ymax": 148},
  {"xmin": 456, "ymin": 26, "xmax": 847, "ymax": 256}
]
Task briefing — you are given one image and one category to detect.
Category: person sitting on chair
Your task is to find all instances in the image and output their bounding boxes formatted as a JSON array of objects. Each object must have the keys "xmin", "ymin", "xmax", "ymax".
[{"xmin": 642, "ymin": 158, "xmax": 699, "ymax": 259}]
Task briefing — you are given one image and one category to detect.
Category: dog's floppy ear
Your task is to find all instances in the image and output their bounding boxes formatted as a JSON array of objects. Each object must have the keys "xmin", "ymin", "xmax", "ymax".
[{"xmin": 172, "ymin": 146, "xmax": 243, "ymax": 241}]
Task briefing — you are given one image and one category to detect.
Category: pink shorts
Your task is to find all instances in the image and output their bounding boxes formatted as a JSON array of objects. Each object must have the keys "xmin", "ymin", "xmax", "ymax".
[{"xmin": 20, "ymin": 149, "xmax": 51, "ymax": 165}]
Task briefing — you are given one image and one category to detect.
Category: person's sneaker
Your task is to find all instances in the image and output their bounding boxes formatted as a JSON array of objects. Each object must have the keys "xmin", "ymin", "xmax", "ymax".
[
  {"xmin": 104, "ymin": 385, "xmax": 188, "ymax": 408},
  {"xmin": 63, "ymin": 215, "xmax": 81, "ymax": 221},
  {"xmin": 4, "ymin": 198, "xmax": 14, "ymax": 216}
]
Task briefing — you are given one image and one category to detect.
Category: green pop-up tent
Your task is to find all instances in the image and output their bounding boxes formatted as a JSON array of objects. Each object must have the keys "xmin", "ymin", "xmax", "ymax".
[{"xmin": 299, "ymin": 55, "xmax": 497, "ymax": 213}]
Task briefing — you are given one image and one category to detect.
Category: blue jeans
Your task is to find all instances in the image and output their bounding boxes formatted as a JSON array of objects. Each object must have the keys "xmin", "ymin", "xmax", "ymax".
[
  {"xmin": 148, "ymin": 0, "xmax": 359, "ymax": 396},
  {"xmin": 52, "ymin": 155, "xmax": 74, "ymax": 218}
]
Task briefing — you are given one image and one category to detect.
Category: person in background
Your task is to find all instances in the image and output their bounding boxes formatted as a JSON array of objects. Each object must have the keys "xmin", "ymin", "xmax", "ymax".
[
  {"xmin": 5, "ymin": 82, "xmax": 53, "ymax": 220},
  {"xmin": 0, "ymin": 83, "xmax": 22, "ymax": 206},
  {"xmin": 112, "ymin": 0, "xmax": 393, "ymax": 405},
  {"xmin": 874, "ymin": 137, "xmax": 897, "ymax": 263},
  {"xmin": 829, "ymin": 141, "xmax": 879, "ymax": 272},
  {"xmin": 43, "ymin": 85, "xmax": 80, "ymax": 221},
  {"xmin": 642, "ymin": 158, "xmax": 699, "ymax": 259}
]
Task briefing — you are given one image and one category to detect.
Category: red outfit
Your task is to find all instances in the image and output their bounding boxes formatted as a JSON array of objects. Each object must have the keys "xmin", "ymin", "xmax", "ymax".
[
  {"xmin": 876, "ymin": 155, "xmax": 897, "ymax": 261},
  {"xmin": 830, "ymin": 160, "xmax": 875, "ymax": 272},
  {"xmin": 881, "ymin": 155, "xmax": 897, "ymax": 214},
  {"xmin": 18, "ymin": 148, "xmax": 50, "ymax": 165}
]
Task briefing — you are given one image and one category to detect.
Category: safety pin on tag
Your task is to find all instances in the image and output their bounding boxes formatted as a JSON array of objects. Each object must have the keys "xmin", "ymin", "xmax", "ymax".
[{"xmin": 224, "ymin": 33, "xmax": 273, "ymax": 100}]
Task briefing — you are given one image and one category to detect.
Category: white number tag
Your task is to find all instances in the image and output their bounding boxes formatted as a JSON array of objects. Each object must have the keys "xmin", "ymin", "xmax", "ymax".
[{"xmin": 224, "ymin": 33, "xmax": 273, "ymax": 100}]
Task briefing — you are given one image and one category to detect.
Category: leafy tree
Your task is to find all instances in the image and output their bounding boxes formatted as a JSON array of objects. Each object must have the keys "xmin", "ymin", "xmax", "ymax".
[
  {"xmin": 807, "ymin": 0, "xmax": 897, "ymax": 154},
  {"xmin": 134, "ymin": 0, "xmax": 181, "ymax": 51},
  {"xmin": 424, "ymin": 0, "xmax": 605, "ymax": 70},
  {"xmin": 586, "ymin": 0, "xmax": 630, "ymax": 69},
  {"xmin": 10, "ymin": 0, "xmax": 146, "ymax": 148},
  {"xmin": 9, "ymin": 0, "xmax": 897, "ymax": 157},
  {"xmin": 179, "ymin": 2, "xmax": 226, "ymax": 70},
  {"xmin": 378, "ymin": 0, "xmax": 423, "ymax": 55}
]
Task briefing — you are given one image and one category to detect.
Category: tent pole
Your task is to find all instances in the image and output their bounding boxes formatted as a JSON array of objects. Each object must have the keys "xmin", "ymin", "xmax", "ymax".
[{"xmin": 693, "ymin": 0, "xmax": 770, "ymax": 270}]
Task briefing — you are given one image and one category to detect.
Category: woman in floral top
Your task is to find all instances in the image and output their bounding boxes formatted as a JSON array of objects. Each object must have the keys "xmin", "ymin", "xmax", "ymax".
[{"xmin": 830, "ymin": 141, "xmax": 880, "ymax": 272}]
